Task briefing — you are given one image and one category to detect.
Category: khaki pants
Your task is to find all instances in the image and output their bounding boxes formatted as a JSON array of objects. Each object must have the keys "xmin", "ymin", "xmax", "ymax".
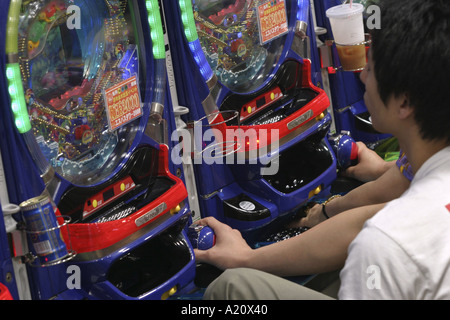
[{"xmin": 204, "ymin": 268, "xmax": 335, "ymax": 300}]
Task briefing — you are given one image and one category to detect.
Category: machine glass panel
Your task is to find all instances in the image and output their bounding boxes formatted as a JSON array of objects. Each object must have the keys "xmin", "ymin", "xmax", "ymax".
[
  {"xmin": 17, "ymin": 0, "xmax": 143, "ymax": 185},
  {"xmin": 194, "ymin": 0, "xmax": 286, "ymax": 93}
]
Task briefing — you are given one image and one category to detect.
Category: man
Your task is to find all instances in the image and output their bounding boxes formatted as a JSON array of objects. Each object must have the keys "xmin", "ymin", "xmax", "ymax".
[{"xmin": 195, "ymin": 0, "xmax": 450, "ymax": 299}]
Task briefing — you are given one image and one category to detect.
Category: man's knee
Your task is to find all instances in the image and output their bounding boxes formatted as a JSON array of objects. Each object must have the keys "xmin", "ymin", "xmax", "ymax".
[{"xmin": 204, "ymin": 268, "xmax": 253, "ymax": 300}]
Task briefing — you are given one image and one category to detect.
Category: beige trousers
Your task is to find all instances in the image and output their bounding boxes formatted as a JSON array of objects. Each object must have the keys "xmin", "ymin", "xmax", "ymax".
[{"xmin": 204, "ymin": 268, "xmax": 335, "ymax": 300}]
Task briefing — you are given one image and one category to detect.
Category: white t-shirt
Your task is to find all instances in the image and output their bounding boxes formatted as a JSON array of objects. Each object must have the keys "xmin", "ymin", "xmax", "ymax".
[{"xmin": 339, "ymin": 146, "xmax": 450, "ymax": 299}]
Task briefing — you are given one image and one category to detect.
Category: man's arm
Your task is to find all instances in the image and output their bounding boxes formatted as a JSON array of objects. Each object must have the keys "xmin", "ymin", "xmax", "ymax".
[
  {"xmin": 296, "ymin": 162, "xmax": 410, "ymax": 228},
  {"xmin": 195, "ymin": 203, "xmax": 385, "ymax": 276},
  {"xmin": 321, "ymin": 163, "xmax": 410, "ymax": 218}
]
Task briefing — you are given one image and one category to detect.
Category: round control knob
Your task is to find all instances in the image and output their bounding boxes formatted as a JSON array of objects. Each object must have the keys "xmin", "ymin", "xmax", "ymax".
[{"xmin": 187, "ymin": 223, "xmax": 216, "ymax": 250}]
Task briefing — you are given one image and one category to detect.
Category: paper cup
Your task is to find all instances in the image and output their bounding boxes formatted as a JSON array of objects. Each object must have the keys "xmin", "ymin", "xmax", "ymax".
[{"xmin": 326, "ymin": 4, "xmax": 366, "ymax": 71}]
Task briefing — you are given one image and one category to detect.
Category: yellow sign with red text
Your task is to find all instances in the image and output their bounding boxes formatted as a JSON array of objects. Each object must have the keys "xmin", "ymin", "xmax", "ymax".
[
  {"xmin": 257, "ymin": 0, "xmax": 289, "ymax": 44},
  {"xmin": 104, "ymin": 76, "xmax": 142, "ymax": 131}
]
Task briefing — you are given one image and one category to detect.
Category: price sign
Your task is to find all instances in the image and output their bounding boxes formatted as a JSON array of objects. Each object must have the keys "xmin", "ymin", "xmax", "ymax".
[
  {"xmin": 257, "ymin": 0, "xmax": 289, "ymax": 45},
  {"xmin": 104, "ymin": 75, "xmax": 142, "ymax": 131}
]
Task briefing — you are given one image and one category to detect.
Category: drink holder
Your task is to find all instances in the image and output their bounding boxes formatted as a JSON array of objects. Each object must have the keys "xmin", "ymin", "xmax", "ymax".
[
  {"xmin": 24, "ymin": 216, "xmax": 76, "ymax": 267},
  {"xmin": 322, "ymin": 33, "xmax": 371, "ymax": 73},
  {"xmin": 190, "ymin": 110, "xmax": 242, "ymax": 159}
]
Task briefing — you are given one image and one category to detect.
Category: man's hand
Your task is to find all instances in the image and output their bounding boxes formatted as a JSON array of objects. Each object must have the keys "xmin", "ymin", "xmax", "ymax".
[
  {"xmin": 297, "ymin": 204, "xmax": 326, "ymax": 228},
  {"xmin": 343, "ymin": 142, "xmax": 393, "ymax": 182},
  {"xmin": 193, "ymin": 217, "xmax": 254, "ymax": 270}
]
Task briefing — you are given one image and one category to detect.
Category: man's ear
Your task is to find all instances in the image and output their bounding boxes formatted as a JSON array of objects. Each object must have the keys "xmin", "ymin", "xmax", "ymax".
[{"xmin": 397, "ymin": 93, "xmax": 414, "ymax": 120}]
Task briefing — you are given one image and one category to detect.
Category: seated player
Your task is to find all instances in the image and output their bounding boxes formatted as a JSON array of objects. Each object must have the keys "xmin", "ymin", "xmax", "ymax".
[{"xmin": 195, "ymin": 0, "xmax": 450, "ymax": 299}]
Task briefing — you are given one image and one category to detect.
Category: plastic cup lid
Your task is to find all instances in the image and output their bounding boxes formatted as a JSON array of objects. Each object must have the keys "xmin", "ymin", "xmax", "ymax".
[{"xmin": 326, "ymin": 3, "xmax": 364, "ymax": 19}]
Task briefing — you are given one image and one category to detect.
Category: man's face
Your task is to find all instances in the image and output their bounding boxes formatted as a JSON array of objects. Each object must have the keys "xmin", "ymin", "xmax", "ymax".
[{"xmin": 359, "ymin": 49, "xmax": 393, "ymax": 134}]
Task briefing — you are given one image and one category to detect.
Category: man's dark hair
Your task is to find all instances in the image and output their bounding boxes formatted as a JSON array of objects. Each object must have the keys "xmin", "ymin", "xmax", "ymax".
[{"xmin": 370, "ymin": 0, "xmax": 450, "ymax": 143}]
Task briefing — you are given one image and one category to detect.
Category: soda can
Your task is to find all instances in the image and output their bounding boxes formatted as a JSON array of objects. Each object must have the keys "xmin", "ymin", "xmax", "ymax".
[{"xmin": 20, "ymin": 195, "xmax": 68, "ymax": 266}]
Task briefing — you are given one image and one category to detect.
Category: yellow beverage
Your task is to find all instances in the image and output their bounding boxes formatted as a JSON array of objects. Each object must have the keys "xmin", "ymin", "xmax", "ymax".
[{"xmin": 336, "ymin": 44, "xmax": 366, "ymax": 71}]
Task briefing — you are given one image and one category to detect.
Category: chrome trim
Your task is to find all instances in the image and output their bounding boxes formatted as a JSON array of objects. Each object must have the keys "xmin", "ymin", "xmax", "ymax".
[
  {"xmin": 205, "ymin": 73, "xmax": 218, "ymax": 91},
  {"xmin": 287, "ymin": 109, "xmax": 314, "ymax": 130},
  {"xmin": 150, "ymin": 102, "xmax": 164, "ymax": 116},
  {"xmin": 135, "ymin": 202, "xmax": 167, "ymax": 227},
  {"xmin": 295, "ymin": 20, "xmax": 308, "ymax": 38},
  {"xmin": 7, "ymin": 53, "xmax": 19, "ymax": 64}
]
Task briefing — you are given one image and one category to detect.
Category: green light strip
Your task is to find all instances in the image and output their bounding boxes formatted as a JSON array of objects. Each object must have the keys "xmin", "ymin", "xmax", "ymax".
[
  {"xmin": 145, "ymin": 0, "xmax": 165, "ymax": 59},
  {"xmin": 178, "ymin": 0, "xmax": 198, "ymax": 43},
  {"xmin": 6, "ymin": 0, "xmax": 31, "ymax": 133},
  {"xmin": 6, "ymin": 63, "xmax": 31, "ymax": 133},
  {"xmin": 5, "ymin": 0, "xmax": 21, "ymax": 55}
]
